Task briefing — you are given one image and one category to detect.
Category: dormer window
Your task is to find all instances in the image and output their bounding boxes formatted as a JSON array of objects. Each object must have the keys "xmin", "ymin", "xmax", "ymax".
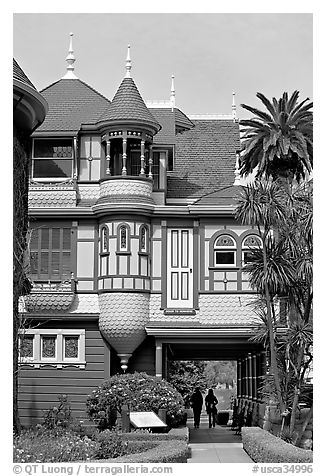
[{"xmin": 32, "ymin": 139, "xmax": 73, "ymax": 181}]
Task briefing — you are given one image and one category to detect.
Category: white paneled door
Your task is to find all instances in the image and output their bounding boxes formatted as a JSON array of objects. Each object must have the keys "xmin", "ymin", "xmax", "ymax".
[{"xmin": 167, "ymin": 228, "xmax": 193, "ymax": 308}]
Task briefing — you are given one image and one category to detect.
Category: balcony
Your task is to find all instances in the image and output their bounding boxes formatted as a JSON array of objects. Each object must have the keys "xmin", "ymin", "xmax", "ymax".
[{"xmin": 95, "ymin": 176, "xmax": 154, "ymax": 213}]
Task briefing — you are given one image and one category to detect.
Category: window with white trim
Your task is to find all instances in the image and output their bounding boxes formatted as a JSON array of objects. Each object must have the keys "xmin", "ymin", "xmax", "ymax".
[
  {"xmin": 117, "ymin": 224, "xmax": 130, "ymax": 253},
  {"xmin": 139, "ymin": 225, "xmax": 149, "ymax": 254},
  {"xmin": 79, "ymin": 135, "xmax": 102, "ymax": 181},
  {"xmin": 214, "ymin": 235, "xmax": 237, "ymax": 267},
  {"xmin": 19, "ymin": 329, "xmax": 86, "ymax": 368},
  {"xmin": 32, "ymin": 139, "xmax": 73, "ymax": 181},
  {"xmin": 101, "ymin": 226, "xmax": 109, "ymax": 254},
  {"xmin": 242, "ymin": 235, "xmax": 262, "ymax": 264}
]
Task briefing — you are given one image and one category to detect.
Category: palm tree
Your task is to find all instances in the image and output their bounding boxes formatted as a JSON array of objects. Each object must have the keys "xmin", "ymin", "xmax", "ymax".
[
  {"xmin": 240, "ymin": 91, "xmax": 313, "ymax": 183},
  {"xmin": 235, "ymin": 180, "xmax": 295, "ymax": 414},
  {"xmin": 236, "ymin": 180, "xmax": 313, "ymax": 443}
]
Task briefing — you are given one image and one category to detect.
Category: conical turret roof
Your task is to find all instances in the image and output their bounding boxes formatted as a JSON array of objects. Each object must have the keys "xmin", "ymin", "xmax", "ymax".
[{"xmin": 97, "ymin": 77, "xmax": 161, "ymax": 132}]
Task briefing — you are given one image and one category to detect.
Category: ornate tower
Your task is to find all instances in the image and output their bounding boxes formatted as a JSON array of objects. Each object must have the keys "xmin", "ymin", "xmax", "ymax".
[{"xmin": 95, "ymin": 46, "xmax": 161, "ymax": 371}]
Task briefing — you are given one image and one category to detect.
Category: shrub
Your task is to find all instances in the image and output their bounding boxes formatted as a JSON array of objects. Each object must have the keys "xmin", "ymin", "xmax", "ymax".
[
  {"xmin": 42, "ymin": 394, "xmax": 73, "ymax": 430},
  {"xmin": 95, "ymin": 429, "xmax": 128, "ymax": 459},
  {"xmin": 121, "ymin": 427, "xmax": 189, "ymax": 442},
  {"xmin": 97, "ymin": 440, "xmax": 188, "ymax": 463},
  {"xmin": 13, "ymin": 428, "xmax": 99, "ymax": 463},
  {"xmin": 242, "ymin": 427, "xmax": 313, "ymax": 463},
  {"xmin": 87, "ymin": 372, "xmax": 185, "ymax": 428}
]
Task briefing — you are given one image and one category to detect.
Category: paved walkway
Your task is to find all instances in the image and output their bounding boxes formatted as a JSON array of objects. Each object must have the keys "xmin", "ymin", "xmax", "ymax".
[{"xmin": 187, "ymin": 415, "xmax": 253, "ymax": 463}]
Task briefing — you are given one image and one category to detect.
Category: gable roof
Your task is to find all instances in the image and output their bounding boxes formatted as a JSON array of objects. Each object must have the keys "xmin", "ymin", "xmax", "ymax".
[
  {"xmin": 97, "ymin": 77, "xmax": 160, "ymax": 131},
  {"xmin": 33, "ymin": 79, "xmax": 111, "ymax": 135},
  {"xmin": 167, "ymin": 119, "xmax": 241, "ymax": 201}
]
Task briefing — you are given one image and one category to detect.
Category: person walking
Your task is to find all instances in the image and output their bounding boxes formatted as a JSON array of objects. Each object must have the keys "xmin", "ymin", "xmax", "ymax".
[
  {"xmin": 205, "ymin": 388, "xmax": 218, "ymax": 428},
  {"xmin": 190, "ymin": 387, "xmax": 203, "ymax": 428}
]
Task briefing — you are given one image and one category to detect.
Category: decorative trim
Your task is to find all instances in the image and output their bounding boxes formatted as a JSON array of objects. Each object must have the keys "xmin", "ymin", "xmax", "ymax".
[{"xmin": 19, "ymin": 329, "xmax": 86, "ymax": 368}]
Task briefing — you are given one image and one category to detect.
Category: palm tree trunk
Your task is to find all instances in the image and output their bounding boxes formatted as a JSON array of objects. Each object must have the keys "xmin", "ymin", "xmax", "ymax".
[
  {"xmin": 289, "ymin": 344, "xmax": 304, "ymax": 435},
  {"xmin": 293, "ymin": 405, "xmax": 313, "ymax": 447},
  {"xmin": 262, "ymin": 242, "xmax": 285, "ymax": 414}
]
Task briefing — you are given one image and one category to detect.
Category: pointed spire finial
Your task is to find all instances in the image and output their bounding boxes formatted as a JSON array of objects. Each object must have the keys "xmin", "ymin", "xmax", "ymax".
[
  {"xmin": 232, "ymin": 91, "xmax": 237, "ymax": 120},
  {"xmin": 62, "ymin": 32, "xmax": 78, "ymax": 79},
  {"xmin": 170, "ymin": 74, "xmax": 176, "ymax": 110},
  {"xmin": 125, "ymin": 45, "xmax": 132, "ymax": 78},
  {"xmin": 234, "ymin": 151, "xmax": 241, "ymax": 186}
]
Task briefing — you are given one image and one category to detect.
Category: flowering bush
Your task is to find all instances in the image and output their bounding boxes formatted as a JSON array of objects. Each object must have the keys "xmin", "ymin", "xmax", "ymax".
[
  {"xmin": 42, "ymin": 394, "xmax": 73, "ymax": 430},
  {"xmin": 96, "ymin": 429, "xmax": 128, "ymax": 459},
  {"xmin": 86, "ymin": 372, "xmax": 185, "ymax": 428},
  {"xmin": 13, "ymin": 428, "xmax": 99, "ymax": 463}
]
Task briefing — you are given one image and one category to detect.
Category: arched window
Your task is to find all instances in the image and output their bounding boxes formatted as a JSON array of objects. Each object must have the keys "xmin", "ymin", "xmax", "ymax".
[
  {"xmin": 101, "ymin": 227, "xmax": 109, "ymax": 253},
  {"xmin": 139, "ymin": 225, "xmax": 149, "ymax": 254},
  {"xmin": 117, "ymin": 224, "xmax": 130, "ymax": 253},
  {"xmin": 242, "ymin": 235, "xmax": 262, "ymax": 265},
  {"xmin": 214, "ymin": 235, "xmax": 237, "ymax": 267}
]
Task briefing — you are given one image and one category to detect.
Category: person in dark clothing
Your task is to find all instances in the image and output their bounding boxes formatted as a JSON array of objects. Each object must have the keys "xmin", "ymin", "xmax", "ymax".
[
  {"xmin": 190, "ymin": 387, "xmax": 203, "ymax": 428},
  {"xmin": 205, "ymin": 388, "xmax": 218, "ymax": 428}
]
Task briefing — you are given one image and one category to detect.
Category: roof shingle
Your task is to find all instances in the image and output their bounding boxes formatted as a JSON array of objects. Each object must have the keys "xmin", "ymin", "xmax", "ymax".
[
  {"xmin": 167, "ymin": 119, "xmax": 241, "ymax": 201},
  {"xmin": 13, "ymin": 58, "xmax": 36, "ymax": 90},
  {"xmin": 97, "ymin": 78, "xmax": 160, "ymax": 131},
  {"xmin": 35, "ymin": 79, "xmax": 111, "ymax": 134}
]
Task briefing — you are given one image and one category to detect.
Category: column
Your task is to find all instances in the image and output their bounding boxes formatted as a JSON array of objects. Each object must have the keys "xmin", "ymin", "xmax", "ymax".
[
  {"xmin": 140, "ymin": 140, "xmax": 145, "ymax": 176},
  {"xmin": 148, "ymin": 145, "xmax": 153, "ymax": 179},
  {"xmin": 155, "ymin": 339, "xmax": 163, "ymax": 378},
  {"xmin": 73, "ymin": 136, "xmax": 78, "ymax": 180},
  {"xmin": 252, "ymin": 354, "xmax": 257, "ymax": 401},
  {"xmin": 237, "ymin": 359, "xmax": 242, "ymax": 398},
  {"xmin": 242, "ymin": 358, "xmax": 246, "ymax": 398},
  {"xmin": 248, "ymin": 353, "xmax": 253, "ymax": 400},
  {"xmin": 105, "ymin": 139, "xmax": 111, "ymax": 175},
  {"xmin": 122, "ymin": 138, "xmax": 127, "ymax": 176}
]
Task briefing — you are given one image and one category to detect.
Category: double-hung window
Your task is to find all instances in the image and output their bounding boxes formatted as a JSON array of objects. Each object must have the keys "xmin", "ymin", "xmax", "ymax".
[
  {"xmin": 32, "ymin": 139, "xmax": 73, "ymax": 181},
  {"xmin": 214, "ymin": 235, "xmax": 237, "ymax": 267}
]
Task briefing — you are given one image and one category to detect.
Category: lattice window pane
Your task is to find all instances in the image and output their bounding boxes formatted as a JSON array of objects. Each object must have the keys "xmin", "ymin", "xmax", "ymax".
[
  {"xmin": 42, "ymin": 336, "xmax": 56, "ymax": 358},
  {"xmin": 120, "ymin": 226, "xmax": 127, "ymax": 250},
  {"xmin": 140, "ymin": 227, "xmax": 147, "ymax": 252},
  {"xmin": 64, "ymin": 336, "xmax": 79, "ymax": 358},
  {"xmin": 215, "ymin": 235, "xmax": 235, "ymax": 247},
  {"xmin": 20, "ymin": 335, "xmax": 34, "ymax": 358},
  {"xmin": 243, "ymin": 236, "xmax": 261, "ymax": 247},
  {"xmin": 102, "ymin": 228, "xmax": 108, "ymax": 253}
]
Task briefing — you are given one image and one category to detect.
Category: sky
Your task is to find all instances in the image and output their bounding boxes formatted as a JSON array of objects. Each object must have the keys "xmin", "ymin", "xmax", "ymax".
[{"xmin": 13, "ymin": 13, "xmax": 312, "ymax": 119}]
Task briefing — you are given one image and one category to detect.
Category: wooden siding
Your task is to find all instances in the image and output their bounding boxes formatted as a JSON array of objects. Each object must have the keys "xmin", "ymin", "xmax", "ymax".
[
  {"xmin": 128, "ymin": 337, "xmax": 155, "ymax": 375},
  {"xmin": 18, "ymin": 321, "xmax": 109, "ymax": 426}
]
